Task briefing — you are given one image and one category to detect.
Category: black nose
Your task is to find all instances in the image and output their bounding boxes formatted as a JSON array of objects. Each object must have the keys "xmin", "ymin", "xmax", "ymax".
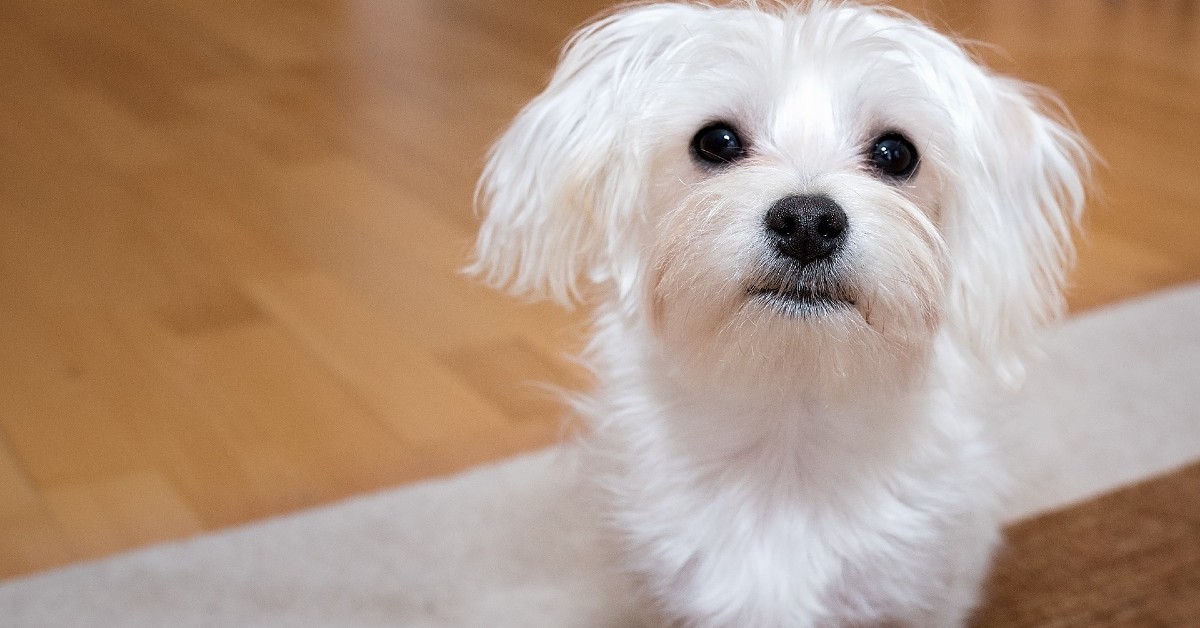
[{"xmin": 763, "ymin": 194, "xmax": 848, "ymax": 265}]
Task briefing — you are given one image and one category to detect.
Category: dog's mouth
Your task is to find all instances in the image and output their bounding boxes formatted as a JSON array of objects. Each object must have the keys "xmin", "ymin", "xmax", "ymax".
[{"xmin": 747, "ymin": 283, "xmax": 858, "ymax": 317}]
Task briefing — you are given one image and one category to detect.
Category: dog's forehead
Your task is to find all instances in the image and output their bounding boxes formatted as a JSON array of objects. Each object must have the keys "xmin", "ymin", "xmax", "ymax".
[
  {"xmin": 654, "ymin": 9, "xmax": 946, "ymax": 128},
  {"xmin": 765, "ymin": 56, "xmax": 938, "ymax": 149},
  {"xmin": 767, "ymin": 78, "xmax": 847, "ymax": 155}
]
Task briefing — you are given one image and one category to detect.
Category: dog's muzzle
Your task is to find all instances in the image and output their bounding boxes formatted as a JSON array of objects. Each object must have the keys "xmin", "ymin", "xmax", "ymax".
[{"xmin": 750, "ymin": 194, "xmax": 859, "ymax": 317}]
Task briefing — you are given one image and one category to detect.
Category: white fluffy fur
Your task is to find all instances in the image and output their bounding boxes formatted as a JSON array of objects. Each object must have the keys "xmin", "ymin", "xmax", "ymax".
[{"xmin": 469, "ymin": 2, "xmax": 1089, "ymax": 626}]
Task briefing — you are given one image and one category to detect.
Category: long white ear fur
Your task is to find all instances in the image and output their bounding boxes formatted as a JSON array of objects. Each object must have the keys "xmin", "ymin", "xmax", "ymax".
[
  {"xmin": 944, "ymin": 75, "xmax": 1092, "ymax": 383},
  {"xmin": 466, "ymin": 4, "xmax": 698, "ymax": 307}
]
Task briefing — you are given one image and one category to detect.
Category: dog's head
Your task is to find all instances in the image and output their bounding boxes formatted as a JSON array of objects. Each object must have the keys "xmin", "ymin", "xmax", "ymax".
[{"xmin": 469, "ymin": 2, "xmax": 1089, "ymax": 387}]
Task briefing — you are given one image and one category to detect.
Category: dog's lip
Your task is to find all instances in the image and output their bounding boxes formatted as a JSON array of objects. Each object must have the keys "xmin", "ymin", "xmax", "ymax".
[{"xmin": 747, "ymin": 284, "xmax": 860, "ymax": 316}]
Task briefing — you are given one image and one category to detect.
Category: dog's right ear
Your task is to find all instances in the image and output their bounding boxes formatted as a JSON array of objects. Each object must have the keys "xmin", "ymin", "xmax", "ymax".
[{"xmin": 467, "ymin": 4, "xmax": 698, "ymax": 307}]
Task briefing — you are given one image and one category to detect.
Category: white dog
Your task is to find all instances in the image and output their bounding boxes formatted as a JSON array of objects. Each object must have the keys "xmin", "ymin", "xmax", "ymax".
[{"xmin": 470, "ymin": 2, "xmax": 1089, "ymax": 625}]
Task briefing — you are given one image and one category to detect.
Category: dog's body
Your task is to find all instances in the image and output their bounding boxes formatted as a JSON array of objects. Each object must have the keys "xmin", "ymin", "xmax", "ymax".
[
  {"xmin": 470, "ymin": 2, "xmax": 1088, "ymax": 626},
  {"xmin": 578, "ymin": 307, "xmax": 1003, "ymax": 627}
]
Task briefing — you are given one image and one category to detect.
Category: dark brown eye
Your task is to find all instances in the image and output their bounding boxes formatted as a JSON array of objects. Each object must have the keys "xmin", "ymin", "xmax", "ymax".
[
  {"xmin": 869, "ymin": 133, "xmax": 918, "ymax": 179},
  {"xmin": 692, "ymin": 123, "xmax": 746, "ymax": 165}
]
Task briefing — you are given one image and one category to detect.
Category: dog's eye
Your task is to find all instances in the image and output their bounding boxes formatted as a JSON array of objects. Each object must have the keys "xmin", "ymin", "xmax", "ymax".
[
  {"xmin": 868, "ymin": 133, "xmax": 918, "ymax": 179},
  {"xmin": 692, "ymin": 124, "xmax": 746, "ymax": 165}
]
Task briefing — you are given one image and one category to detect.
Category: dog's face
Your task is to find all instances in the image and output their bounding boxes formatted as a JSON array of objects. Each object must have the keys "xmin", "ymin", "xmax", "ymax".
[{"xmin": 471, "ymin": 2, "xmax": 1088, "ymax": 388}]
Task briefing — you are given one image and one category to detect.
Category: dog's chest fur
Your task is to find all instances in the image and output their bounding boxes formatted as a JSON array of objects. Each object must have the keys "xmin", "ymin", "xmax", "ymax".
[{"xmin": 585, "ymin": 328, "xmax": 1004, "ymax": 627}]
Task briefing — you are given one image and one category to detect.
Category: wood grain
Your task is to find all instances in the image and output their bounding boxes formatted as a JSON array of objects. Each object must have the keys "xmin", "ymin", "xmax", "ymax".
[
  {"xmin": 0, "ymin": 0, "xmax": 1197, "ymax": 579},
  {"xmin": 976, "ymin": 461, "xmax": 1200, "ymax": 627}
]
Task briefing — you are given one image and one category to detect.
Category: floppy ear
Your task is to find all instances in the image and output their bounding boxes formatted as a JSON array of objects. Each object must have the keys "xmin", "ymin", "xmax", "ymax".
[
  {"xmin": 943, "ymin": 76, "xmax": 1091, "ymax": 383},
  {"xmin": 467, "ymin": 4, "xmax": 697, "ymax": 307}
]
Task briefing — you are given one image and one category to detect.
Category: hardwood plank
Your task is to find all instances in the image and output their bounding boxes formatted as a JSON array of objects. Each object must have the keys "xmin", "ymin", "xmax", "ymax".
[
  {"xmin": 154, "ymin": 317, "xmax": 432, "ymax": 516},
  {"xmin": 0, "ymin": 436, "xmax": 43, "ymax": 526},
  {"xmin": 244, "ymin": 271, "xmax": 518, "ymax": 444},
  {"xmin": 0, "ymin": 518, "xmax": 76, "ymax": 580},
  {"xmin": 42, "ymin": 472, "xmax": 204, "ymax": 561}
]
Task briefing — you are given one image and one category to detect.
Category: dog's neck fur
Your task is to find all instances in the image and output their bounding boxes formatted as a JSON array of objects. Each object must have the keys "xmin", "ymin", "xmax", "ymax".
[{"xmin": 585, "ymin": 303, "xmax": 965, "ymax": 500}]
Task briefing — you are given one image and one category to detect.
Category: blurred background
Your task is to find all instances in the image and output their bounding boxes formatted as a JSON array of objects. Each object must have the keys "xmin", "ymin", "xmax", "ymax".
[{"xmin": 0, "ymin": 0, "xmax": 1196, "ymax": 579}]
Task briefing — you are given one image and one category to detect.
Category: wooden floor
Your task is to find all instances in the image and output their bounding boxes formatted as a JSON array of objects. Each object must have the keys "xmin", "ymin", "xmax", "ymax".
[{"xmin": 0, "ymin": 0, "xmax": 1197, "ymax": 580}]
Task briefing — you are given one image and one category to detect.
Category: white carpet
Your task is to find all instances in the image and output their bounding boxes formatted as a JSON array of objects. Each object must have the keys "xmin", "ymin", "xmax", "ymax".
[{"xmin": 3, "ymin": 284, "xmax": 1200, "ymax": 627}]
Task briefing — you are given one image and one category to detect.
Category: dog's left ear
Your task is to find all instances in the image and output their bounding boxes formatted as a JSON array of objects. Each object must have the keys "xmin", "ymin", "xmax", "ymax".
[
  {"xmin": 467, "ymin": 4, "xmax": 700, "ymax": 307},
  {"xmin": 943, "ymin": 75, "xmax": 1091, "ymax": 383}
]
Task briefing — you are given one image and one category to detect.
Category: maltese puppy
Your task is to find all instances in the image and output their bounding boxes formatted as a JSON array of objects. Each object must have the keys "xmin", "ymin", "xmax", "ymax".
[{"xmin": 470, "ymin": 1, "xmax": 1089, "ymax": 626}]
